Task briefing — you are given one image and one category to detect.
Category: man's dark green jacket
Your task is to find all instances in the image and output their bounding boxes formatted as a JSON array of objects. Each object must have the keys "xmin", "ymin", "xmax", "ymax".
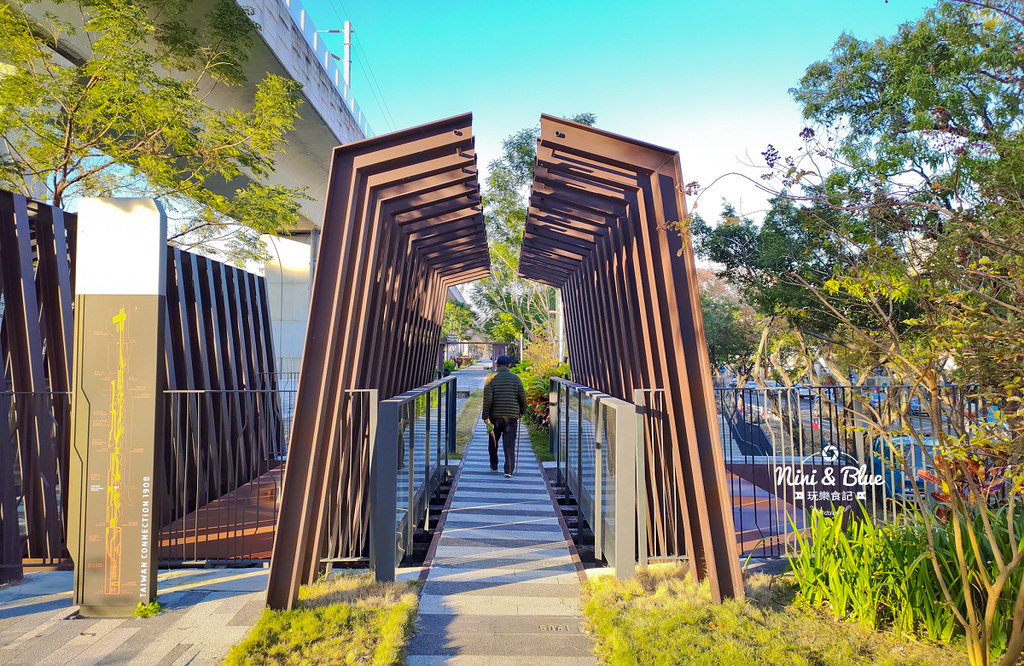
[{"xmin": 482, "ymin": 368, "xmax": 527, "ymax": 420}]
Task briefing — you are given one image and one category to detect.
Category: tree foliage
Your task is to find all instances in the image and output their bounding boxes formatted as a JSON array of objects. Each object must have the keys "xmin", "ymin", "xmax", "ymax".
[
  {"xmin": 441, "ymin": 301, "xmax": 475, "ymax": 340},
  {"xmin": 690, "ymin": 3, "xmax": 1024, "ymax": 664},
  {"xmin": 470, "ymin": 112, "xmax": 596, "ymax": 345},
  {"xmin": 0, "ymin": 0, "xmax": 306, "ymax": 261},
  {"xmin": 695, "ymin": 268, "xmax": 759, "ymax": 373}
]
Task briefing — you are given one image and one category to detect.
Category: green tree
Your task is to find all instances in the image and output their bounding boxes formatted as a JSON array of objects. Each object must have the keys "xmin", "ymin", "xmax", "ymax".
[
  {"xmin": 441, "ymin": 301, "xmax": 475, "ymax": 340},
  {"xmin": 471, "ymin": 113, "xmax": 596, "ymax": 345},
  {"xmin": 0, "ymin": 0, "xmax": 306, "ymax": 261},
  {"xmin": 695, "ymin": 268, "xmax": 758, "ymax": 374},
  {"xmin": 689, "ymin": 3, "xmax": 1024, "ymax": 663}
]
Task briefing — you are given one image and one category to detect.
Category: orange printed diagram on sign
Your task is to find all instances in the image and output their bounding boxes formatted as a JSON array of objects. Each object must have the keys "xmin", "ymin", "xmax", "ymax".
[{"xmin": 105, "ymin": 307, "xmax": 127, "ymax": 595}]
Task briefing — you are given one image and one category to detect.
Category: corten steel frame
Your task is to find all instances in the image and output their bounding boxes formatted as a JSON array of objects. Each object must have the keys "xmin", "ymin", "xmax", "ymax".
[
  {"xmin": 519, "ymin": 115, "xmax": 743, "ymax": 602},
  {"xmin": 0, "ymin": 189, "xmax": 282, "ymax": 577},
  {"xmin": 0, "ymin": 193, "xmax": 76, "ymax": 581},
  {"xmin": 267, "ymin": 113, "xmax": 489, "ymax": 610}
]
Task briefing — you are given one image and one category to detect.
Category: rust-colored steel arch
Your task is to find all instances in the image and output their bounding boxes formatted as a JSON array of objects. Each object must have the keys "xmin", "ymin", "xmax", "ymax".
[
  {"xmin": 520, "ymin": 115, "xmax": 743, "ymax": 602},
  {"xmin": 267, "ymin": 114, "xmax": 489, "ymax": 609}
]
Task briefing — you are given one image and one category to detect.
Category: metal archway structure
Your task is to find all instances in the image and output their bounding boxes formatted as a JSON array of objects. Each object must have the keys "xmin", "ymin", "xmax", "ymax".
[
  {"xmin": 266, "ymin": 112, "xmax": 742, "ymax": 609},
  {"xmin": 266, "ymin": 113, "xmax": 489, "ymax": 609},
  {"xmin": 519, "ymin": 115, "xmax": 743, "ymax": 602}
]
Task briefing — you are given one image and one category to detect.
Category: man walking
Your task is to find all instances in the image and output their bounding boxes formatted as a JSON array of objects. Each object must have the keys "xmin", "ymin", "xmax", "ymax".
[{"xmin": 482, "ymin": 355, "xmax": 527, "ymax": 478}]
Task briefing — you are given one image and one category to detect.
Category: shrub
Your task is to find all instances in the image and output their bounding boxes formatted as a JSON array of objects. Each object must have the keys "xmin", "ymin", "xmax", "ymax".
[
  {"xmin": 513, "ymin": 359, "xmax": 569, "ymax": 430},
  {"xmin": 224, "ymin": 572, "xmax": 418, "ymax": 666},
  {"xmin": 583, "ymin": 564, "xmax": 965, "ymax": 665},
  {"xmin": 789, "ymin": 507, "xmax": 1024, "ymax": 662}
]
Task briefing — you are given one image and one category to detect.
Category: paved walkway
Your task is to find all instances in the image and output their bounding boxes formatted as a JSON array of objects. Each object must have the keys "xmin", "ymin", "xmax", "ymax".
[
  {"xmin": 0, "ymin": 568, "xmax": 267, "ymax": 665},
  {"xmin": 406, "ymin": 413, "xmax": 597, "ymax": 665}
]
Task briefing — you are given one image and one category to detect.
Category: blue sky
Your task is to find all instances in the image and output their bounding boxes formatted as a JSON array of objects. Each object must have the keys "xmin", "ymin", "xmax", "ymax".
[{"xmin": 302, "ymin": 0, "xmax": 934, "ymax": 219}]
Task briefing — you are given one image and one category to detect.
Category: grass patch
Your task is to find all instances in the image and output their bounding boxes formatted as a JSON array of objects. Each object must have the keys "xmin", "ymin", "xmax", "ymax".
[
  {"xmin": 583, "ymin": 563, "xmax": 967, "ymax": 666},
  {"xmin": 450, "ymin": 388, "xmax": 483, "ymax": 460},
  {"xmin": 224, "ymin": 572, "xmax": 419, "ymax": 666},
  {"xmin": 528, "ymin": 425, "xmax": 554, "ymax": 463}
]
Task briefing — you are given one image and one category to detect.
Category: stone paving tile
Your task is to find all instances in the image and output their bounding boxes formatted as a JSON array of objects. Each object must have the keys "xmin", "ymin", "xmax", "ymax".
[
  {"xmin": 0, "ymin": 569, "xmax": 268, "ymax": 666},
  {"xmin": 419, "ymin": 593, "xmax": 581, "ymax": 616},
  {"xmin": 407, "ymin": 401, "xmax": 596, "ymax": 664},
  {"xmin": 432, "ymin": 544, "xmax": 574, "ymax": 560},
  {"xmin": 442, "ymin": 512, "xmax": 565, "ymax": 525},
  {"xmin": 421, "ymin": 581, "xmax": 581, "ymax": 598},
  {"xmin": 440, "ymin": 525, "xmax": 566, "ymax": 539},
  {"xmin": 438, "ymin": 536, "xmax": 563, "ymax": 549},
  {"xmin": 407, "ymin": 657, "xmax": 596, "ymax": 666}
]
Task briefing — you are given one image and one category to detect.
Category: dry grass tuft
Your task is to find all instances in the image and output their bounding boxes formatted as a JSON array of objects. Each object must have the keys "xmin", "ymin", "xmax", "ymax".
[
  {"xmin": 224, "ymin": 571, "xmax": 419, "ymax": 666},
  {"xmin": 582, "ymin": 563, "xmax": 967, "ymax": 666}
]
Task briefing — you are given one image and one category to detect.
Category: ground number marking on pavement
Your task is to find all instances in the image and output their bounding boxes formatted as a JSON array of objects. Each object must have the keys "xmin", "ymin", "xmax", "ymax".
[{"xmin": 539, "ymin": 624, "xmax": 571, "ymax": 632}]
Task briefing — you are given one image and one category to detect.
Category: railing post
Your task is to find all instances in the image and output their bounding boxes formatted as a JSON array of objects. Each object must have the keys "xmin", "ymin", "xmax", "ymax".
[
  {"xmin": 370, "ymin": 396, "xmax": 397, "ymax": 582},
  {"xmin": 576, "ymin": 389, "xmax": 583, "ymax": 537},
  {"xmin": 549, "ymin": 378, "xmax": 558, "ymax": 457},
  {"xmin": 593, "ymin": 397, "xmax": 603, "ymax": 563},
  {"xmin": 563, "ymin": 385, "xmax": 570, "ymax": 487},
  {"xmin": 613, "ymin": 399, "xmax": 637, "ymax": 580},
  {"xmin": 448, "ymin": 377, "xmax": 457, "ymax": 455},
  {"xmin": 633, "ymin": 389, "xmax": 648, "ymax": 570},
  {"xmin": 407, "ymin": 402, "xmax": 415, "ymax": 556}
]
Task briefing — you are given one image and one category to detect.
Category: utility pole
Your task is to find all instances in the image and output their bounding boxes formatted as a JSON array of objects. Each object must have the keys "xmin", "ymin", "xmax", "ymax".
[{"xmin": 342, "ymin": 20, "xmax": 352, "ymax": 89}]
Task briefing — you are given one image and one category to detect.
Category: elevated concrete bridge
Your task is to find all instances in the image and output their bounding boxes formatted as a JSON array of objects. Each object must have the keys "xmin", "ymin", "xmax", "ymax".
[
  {"xmin": 26, "ymin": 0, "xmax": 380, "ymax": 369},
  {"xmin": 30, "ymin": 0, "xmax": 370, "ymax": 229}
]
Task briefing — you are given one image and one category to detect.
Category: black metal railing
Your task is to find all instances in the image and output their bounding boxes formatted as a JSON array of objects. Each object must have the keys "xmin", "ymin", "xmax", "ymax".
[
  {"xmin": 159, "ymin": 388, "xmax": 293, "ymax": 563},
  {"xmin": 370, "ymin": 375, "xmax": 457, "ymax": 581},
  {"xmin": 1, "ymin": 390, "xmax": 72, "ymax": 577},
  {"xmin": 715, "ymin": 382, "xmax": 984, "ymax": 557}
]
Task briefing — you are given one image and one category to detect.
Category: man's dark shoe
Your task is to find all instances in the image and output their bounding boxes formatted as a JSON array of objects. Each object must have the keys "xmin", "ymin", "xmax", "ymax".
[
  {"xmin": 504, "ymin": 473, "xmax": 513, "ymax": 478},
  {"xmin": 491, "ymin": 467, "xmax": 498, "ymax": 472}
]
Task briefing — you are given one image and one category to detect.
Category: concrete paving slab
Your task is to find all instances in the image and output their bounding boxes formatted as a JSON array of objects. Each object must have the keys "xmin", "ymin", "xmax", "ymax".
[
  {"xmin": 407, "ymin": 656, "xmax": 596, "ymax": 666},
  {"xmin": 407, "ymin": 408, "xmax": 596, "ymax": 664},
  {"xmin": 421, "ymin": 581, "xmax": 582, "ymax": 599},
  {"xmin": 419, "ymin": 594, "xmax": 581, "ymax": 616},
  {"xmin": 0, "ymin": 568, "xmax": 268, "ymax": 666}
]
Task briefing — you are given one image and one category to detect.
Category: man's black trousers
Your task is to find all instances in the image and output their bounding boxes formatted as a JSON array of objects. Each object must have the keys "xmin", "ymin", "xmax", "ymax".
[{"xmin": 488, "ymin": 416, "xmax": 518, "ymax": 474}]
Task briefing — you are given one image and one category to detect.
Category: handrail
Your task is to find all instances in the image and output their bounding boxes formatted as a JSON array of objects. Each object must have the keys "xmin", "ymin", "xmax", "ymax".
[
  {"xmin": 549, "ymin": 377, "xmax": 636, "ymax": 579},
  {"xmin": 370, "ymin": 375, "xmax": 457, "ymax": 581}
]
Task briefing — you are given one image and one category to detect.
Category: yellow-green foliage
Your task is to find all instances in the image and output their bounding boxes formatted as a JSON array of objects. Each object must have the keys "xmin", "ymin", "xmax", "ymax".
[
  {"xmin": 224, "ymin": 572, "xmax": 419, "ymax": 666},
  {"xmin": 582, "ymin": 563, "xmax": 966, "ymax": 666}
]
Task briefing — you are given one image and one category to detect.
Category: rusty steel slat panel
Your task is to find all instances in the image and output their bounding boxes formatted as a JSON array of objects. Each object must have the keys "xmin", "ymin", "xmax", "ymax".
[
  {"xmin": 0, "ymin": 285, "xmax": 21, "ymax": 582},
  {"xmin": 268, "ymin": 114, "xmax": 488, "ymax": 610},
  {"xmin": 29, "ymin": 203, "xmax": 75, "ymax": 530},
  {"xmin": 0, "ymin": 191, "xmax": 280, "ymax": 565},
  {"xmin": 0, "ymin": 192, "xmax": 62, "ymax": 560},
  {"xmin": 519, "ymin": 115, "xmax": 743, "ymax": 602},
  {"xmin": 157, "ymin": 249, "xmax": 279, "ymax": 552}
]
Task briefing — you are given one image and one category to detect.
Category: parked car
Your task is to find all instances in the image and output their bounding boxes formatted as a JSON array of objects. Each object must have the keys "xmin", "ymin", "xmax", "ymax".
[
  {"xmin": 871, "ymin": 434, "xmax": 936, "ymax": 498},
  {"xmin": 794, "ymin": 383, "xmax": 818, "ymax": 402}
]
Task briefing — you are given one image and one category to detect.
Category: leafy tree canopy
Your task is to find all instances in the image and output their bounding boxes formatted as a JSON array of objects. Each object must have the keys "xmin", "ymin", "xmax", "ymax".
[
  {"xmin": 441, "ymin": 301, "xmax": 475, "ymax": 340},
  {"xmin": 0, "ymin": 0, "xmax": 306, "ymax": 261},
  {"xmin": 470, "ymin": 112, "xmax": 595, "ymax": 343}
]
